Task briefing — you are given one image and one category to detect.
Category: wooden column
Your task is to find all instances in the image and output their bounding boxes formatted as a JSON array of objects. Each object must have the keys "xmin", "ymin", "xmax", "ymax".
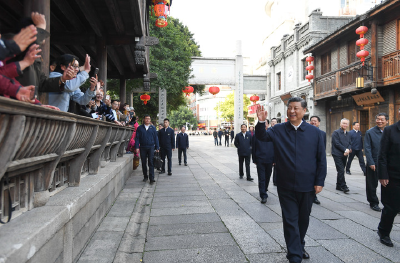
[
  {"xmin": 97, "ymin": 37, "xmax": 107, "ymax": 94},
  {"xmin": 120, "ymin": 76, "xmax": 126, "ymax": 103}
]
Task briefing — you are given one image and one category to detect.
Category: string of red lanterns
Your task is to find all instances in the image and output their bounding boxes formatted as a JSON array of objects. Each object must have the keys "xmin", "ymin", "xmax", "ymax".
[
  {"xmin": 151, "ymin": 0, "xmax": 171, "ymax": 28},
  {"xmin": 356, "ymin": 26, "xmax": 369, "ymax": 66},
  {"xmin": 305, "ymin": 56, "xmax": 314, "ymax": 82}
]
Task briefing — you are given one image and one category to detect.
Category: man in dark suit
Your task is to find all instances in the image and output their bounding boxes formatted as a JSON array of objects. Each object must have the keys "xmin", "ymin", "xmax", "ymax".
[
  {"xmin": 213, "ymin": 128, "xmax": 218, "ymax": 146},
  {"xmin": 176, "ymin": 126, "xmax": 189, "ymax": 166},
  {"xmin": 158, "ymin": 118, "xmax": 175, "ymax": 175},
  {"xmin": 346, "ymin": 122, "xmax": 366, "ymax": 175},
  {"xmin": 218, "ymin": 128, "xmax": 223, "ymax": 146},
  {"xmin": 364, "ymin": 113, "xmax": 388, "ymax": 212},
  {"xmin": 252, "ymin": 119, "xmax": 274, "ymax": 204},
  {"xmin": 256, "ymin": 97, "xmax": 326, "ymax": 263},
  {"xmin": 230, "ymin": 128, "xmax": 234, "ymax": 144},
  {"xmin": 332, "ymin": 119, "xmax": 352, "ymax": 193},
  {"xmin": 310, "ymin": 115, "xmax": 326, "ymax": 205},
  {"xmin": 135, "ymin": 115, "xmax": 160, "ymax": 183},
  {"xmin": 224, "ymin": 128, "xmax": 230, "ymax": 146},
  {"xmin": 377, "ymin": 108, "xmax": 400, "ymax": 247},
  {"xmin": 234, "ymin": 124, "xmax": 254, "ymax": 181}
]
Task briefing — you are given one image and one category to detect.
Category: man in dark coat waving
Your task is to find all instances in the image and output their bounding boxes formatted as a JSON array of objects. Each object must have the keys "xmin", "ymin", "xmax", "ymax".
[{"xmin": 256, "ymin": 97, "xmax": 327, "ymax": 263}]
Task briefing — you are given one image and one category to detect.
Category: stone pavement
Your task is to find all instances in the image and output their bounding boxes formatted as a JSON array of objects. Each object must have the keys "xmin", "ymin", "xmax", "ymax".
[{"xmin": 77, "ymin": 136, "xmax": 400, "ymax": 263}]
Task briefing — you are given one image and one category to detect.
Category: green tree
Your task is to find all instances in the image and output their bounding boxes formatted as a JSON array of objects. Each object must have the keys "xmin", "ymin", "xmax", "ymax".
[
  {"xmin": 169, "ymin": 106, "xmax": 198, "ymax": 130},
  {"xmin": 215, "ymin": 92, "xmax": 251, "ymax": 126}
]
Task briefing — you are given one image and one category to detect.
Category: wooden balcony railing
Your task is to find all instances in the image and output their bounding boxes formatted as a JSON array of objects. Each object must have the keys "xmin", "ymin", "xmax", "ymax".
[
  {"xmin": 0, "ymin": 97, "xmax": 133, "ymax": 222},
  {"xmin": 382, "ymin": 50, "xmax": 400, "ymax": 85}
]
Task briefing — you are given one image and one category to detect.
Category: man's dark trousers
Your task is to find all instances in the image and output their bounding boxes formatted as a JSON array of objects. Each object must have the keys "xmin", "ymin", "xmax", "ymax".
[
  {"xmin": 239, "ymin": 155, "xmax": 251, "ymax": 178},
  {"xmin": 366, "ymin": 166, "xmax": 379, "ymax": 207},
  {"xmin": 140, "ymin": 147, "xmax": 155, "ymax": 180},
  {"xmin": 219, "ymin": 136, "xmax": 222, "ymax": 145},
  {"xmin": 214, "ymin": 137, "xmax": 218, "ymax": 145},
  {"xmin": 278, "ymin": 187, "xmax": 314, "ymax": 263},
  {"xmin": 378, "ymin": 179, "xmax": 400, "ymax": 236},
  {"xmin": 225, "ymin": 136, "xmax": 229, "ymax": 146},
  {"xmin": 333, "ymin": 155, "xmax": 348, "ymax": 188},
  {"xmin": 257, "ymin": 163, "xmax": 273, "ymax": 199},
  {"xmin": 160, "ymin": 147, "xmax": 172, "ymax": 173},
  {"xmin": 346, "ymin": 149, "xmax": 366, "ymax": 174},
  {"xmin": 178, "ymin": 148, "xmax": 187, "ymax": 164}
]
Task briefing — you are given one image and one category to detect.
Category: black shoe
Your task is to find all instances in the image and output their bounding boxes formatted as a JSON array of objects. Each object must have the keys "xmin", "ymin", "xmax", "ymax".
[
  {"xmin": 179, "ymin": 163, "xmax": 181, "ymax": 165},
  {"xmin": 336, "ymin": 186, "xmax": 349, "ymax": 193},
  {"xmin": 247, "ymin": 177, "xmax": 254, "ymax": 181},
  {"xmin": 346, "ymin": 171, "xmax": 351, "ymax": 175},
  {"xmin": 143, "ymin": 177, "xmax": 148, "ymax": 182},
  {"xmin": 150, "ymin": 179, "xmax": 156, "ymax": 184},
  {"xmin": 159, "ymin": 170, "xmax": 165, "ymax": 174},
  {"xmin": 314, "ymin": 197, "xmax": 321, "ymax": 205},
  {"xmin": 184, "ymin": 163, "xmax": 187, "ymax": 166},
  {"xmin": 303, "ymin": 250, "xmax": 310, "ymax": 259},
  {"xmin": 378, "ymin": 231, "xmax": 393, "ymax": 247},
  {"xmin": 261, "ymin": 198, "xmax": 267, "ymax": 204},
  {"xmin": 239, "ymin": 175, "xmax": 244, "ymax": 179},
  {"xmin": 370, "ymin": 205, "xmax": 382, "ymax": 212},
  {"xmin": 168, "ymin": 172, "xmax": 172, "ymax": 176}
]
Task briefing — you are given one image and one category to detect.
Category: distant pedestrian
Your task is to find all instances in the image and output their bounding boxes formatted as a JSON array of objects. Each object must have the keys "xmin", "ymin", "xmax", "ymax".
[
  {"xmin": 332, "ymin": 118, "xmax": 351, "ymax": 193},
  {"xmin": 230, "ymin": 128, "xmax": 234, "ymax": 144},
  {"xmin": 252, "ymin": 119, "xmax": 274, "ymax": 203},
  {"xmin": 256, "ymin": 97, "xmax": 326, "ymax": 262},
  {"xmin": 377, "ymin": 108, "xmax": 400, "ymax": 247},
  {"xmin": 346, "ymin": 122, "xmax": 366, "ymax": 176},
  {"xmin": 218, "ymin": 128, "xmax": 223, "ymax": 145},
  {"xmin": 158, "ymin": 118, "xmax": 175, "ymax": 176},
  {"xmin": 213, "ymin": 129, "xmax": 218, "ymax": 146},
  {"xmin": 364, "ymin": 113, "xmax": 388, "ymax": 212},
  {"xmin": 234, "ymin": 124, "xmax": 254, "ymax": 181},
  {"xmin": 310, "ymin": 115, "xmax": 326, "ymax": 205},
  {"xmin": 271, "ymin": 118, "xmax": 277, "ymax": 127},
  {"xmin": 176, "ymin": 126, "xmax": 189, "ymax": 166},
  {"xmin": 224, "ymin": 128, "xmax": 230, "ymax": 146},
  {"xmin": 135, "ymin": 115, "xmax": 159, "ymax": 184}
]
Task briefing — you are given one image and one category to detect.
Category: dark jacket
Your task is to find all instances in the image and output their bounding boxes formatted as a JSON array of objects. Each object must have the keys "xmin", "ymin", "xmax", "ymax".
[
  {"xmin": 135, "ymin": 124, "xmax": 159, "ymax": 150},
  {"xmin": 158, "ymin": 127, "xmax": 175, "ymax": 150},
  {"xmin": 234, "ymin": 132, "xmax": 252, "ymax": 156},
  {"xmin": 218, "ymin": 130, "xmax": 223, "ymax": 138},
  {"xmin": 230, "ymin": 130, "xmax": 234, "ymax": 138},
  {"xmin": 320, "ymin": 129, "xmax": 327, "ymax": 149},
  {"xmin": 213, "ymin": 131, "xmax": 218, "ymax": 138},
  {"xmin": 255, "ymin": 121, "xmax": 327, "ymax": 192},
  {"xmin": 224, "ymin": 130, "xmax": 230, "ymax": 137},
  {"xmin": 349, "ymin": 129, "xmax": 363, "ymax": 150},
  {"xmin": 364, "ymin": 126, "xmax": 383, "ymax": 166},
  {"xmin": 176, "ymin": 132, "xmax": 189, "ymax": 149},
  {"xmin": 0, "ymin": 38, "xmax": 20, "ymax": 60},
  {"xmin": 252, "ymin": 131, "xmax": 274, "ymax": 164},
  {"xmin": 378, "ymin": 121, "xmax": 400, "ymax": 180},
  {"xmin": 331, "ymin": 128, "xmax": 351, "ymax": 157}
]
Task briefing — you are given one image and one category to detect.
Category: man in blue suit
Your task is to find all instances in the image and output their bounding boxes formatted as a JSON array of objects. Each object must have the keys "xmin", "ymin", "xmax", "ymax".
[
  {"xmin": 218, "ymin": 128, "xmax": 223, "ymax": 146},
  {"xmin": 158, "ymin": 118, "xmax": 175, "ymax": 175},
  {"xmin": 310, "ymin": 115, "xmax": 326, "ymax": 205},
  {"xmin": 256, "ymin": 97, "xmax": 327, "ymax": 263},
  {"xmin": 234, "ymin": 124, "xmax": 254, "ymax": 181},
  {"xmin": 135, "ymin": 115, "xmax": 159, "ymax": 184},
  {"xmin": 176, "ymin": 126, "xmax": 189, "ymax": 166},
  {"xmin": 252, "ymin": 119, "xmax": 274, "ymax": 203},
  {"xmin": 346, "ymin": 122, "xmax": 366, "ymax": 176}
]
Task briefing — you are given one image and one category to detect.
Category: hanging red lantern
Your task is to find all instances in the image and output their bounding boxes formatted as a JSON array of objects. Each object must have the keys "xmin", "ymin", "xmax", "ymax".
[
  {"xmin": 154, "ymin": 3, "xmax": 166, "ymax": 17},
  {"xmin": 140, "ymin": 94, "xmax": 151, "ymax": 105},
  {"xmin": 250, "ymin": 95, "xmax": 260, "ymax": 105},
  {"xmin": 356, "ymin": 26, "xmax": 368, "ymax": 38},
  {"xmin": 306, "ymin": 65, "xmax": 315, "ymax": 73},
  {"xmin": 209, "ymin": 86, "xmax": 220, "ymax": 96},
  {"xmin": 155, "ymin": 17, "xmax": 168, "ymax": 28},
  {"xmin": 357, "ymin": 50, "xmax": 370, "ymax": 66},
  {"xmin": 306, "ymin": 56, "xmax": 314, "ymax": 63},
  {"xmin": 182, "ymin": 86, "xmax": 194, "ymax": 97},
  {"xmin": 305, "ymin": 75, "xmax": 314, "ymax": 82},
  {"xmin": 356, "ymin": 38, "xmax": 368, "ymax": 50}
]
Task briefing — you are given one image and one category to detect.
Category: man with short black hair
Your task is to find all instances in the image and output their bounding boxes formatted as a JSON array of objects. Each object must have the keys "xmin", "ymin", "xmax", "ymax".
[
  {"xmin": 256, "ymin": 97, "xmax": 326, "ymax": 262},
  {"xmin": 176, "ymin": 126, "xmax": 189, "ymax": 166},
  {"xmin": 271, "ymin": 118, "xmax": 277, "ymax": 127},
  {"xmin": 234, "ymin": 124, "xmax": 254, "ymax": 181},
  {"xmin": 346, "ymin": 122, "xmax": 366, "ymax": 176},
  {"xmin": 218, "ymin": 128, "xmax": 223, "ymax": 146},
  {"xmin": 310, "ymin": 115, "xmax": 326, "ymax": 205},
  {"xmin": 365, "ymin": 113, "xmax": 389, "ymax": 212},
  {"xmin": 158, "ymin": 118, "xmax": 175, "ymax": 175}
]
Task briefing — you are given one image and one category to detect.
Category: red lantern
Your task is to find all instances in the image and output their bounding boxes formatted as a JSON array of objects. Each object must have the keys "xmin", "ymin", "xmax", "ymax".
[
  {"xmin": 250, "ymin": 95, "xmax": 260, "ymax": 105},
  {"xmin": 140, "ymin": 94, "xmax": 151, "ymax": 105},
  {"xmin": 357, "ymin": 50, "xmax": 370, "ymax": 66},
  {"xmin": 154, "ymin": 3, "xmax": 166, "ymax": 17},
  {"xmin": 182, "ymin": 86, "xmax": 194, "ymax": 97},
  {"xmin": 306, "ymin": 56, "xmax": 314, "ymax": 63},
  {"xmin": 356, "ymin": 26, "xmax": 368, "ymax": 38},
  {"xmin": 306, "ymin": 65, "xmax": 314, "ymax": 73},
  {"xmin": 155, "ymin": 17, "xmax": 168, "ymax": 28},
  {"xmin": 356, "ymin": 38, "xmax": 368, "ymax": 50},
  {"xmin": 209, "ymin": 86, "xmax": 220, "ymax": 96},
  {"xmin": 305, "ymin": 75, "xmax": 314, "ymax": 82}
]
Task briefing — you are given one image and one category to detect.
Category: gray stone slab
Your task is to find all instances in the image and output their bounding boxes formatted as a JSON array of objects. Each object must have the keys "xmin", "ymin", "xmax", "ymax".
[
  {"xmin": 336, "ymin": 210, "xmax": 382, "ymax": 230},
  {"xmin": 209, "ymin": 199, "xmax": 249, "ymax": 218},
  {"xmin": 318, "ymin": 190, "xmax": 357, "ymax": 203},
  {"xmin": 97, "ymin": 216, "xmax": 129, "ymax": 232},
  {"xmin": 267, "ymin": 228, "xmax": 320, "ymax": 248},
  {"xmin": 118, "ymin": 233, "xmax": 146, "ymax": 253},
  {"xmin": 307, "ymin": 217, "xmax": 348, "ymax": 240},
  {"xmin": 151, "ymin": 200, "xmax": 211, "ymax": 209},
  {"xmin": 238, "ymin": 202, "xmax": 282, "ymax": 223},
  {"xmin": 342, "ymin": 202, "xmax": 383, "ymax": 218},
  {"xmin": 311, "ymin": 204, "xmax": 344, "ymax": 220},
  {"xmin": 107, "ymin": 199, "xmax": 136, "ymax": 217},
  {"xmin": 259, "ymin": 222, "xmax": 283, "ymax": 232},
  {"xmin": 145, "ymin": 233, "xmax": 237, "ymax": 251},
  {"xmin": 154, "ymin": 186, "xmax": 201, "ymax": 193},
  {"xmin": 247, "ymin": 253, "xmax": 288, "ymax": 263},
  {"xmin": 113, "ymin": 252, "xmax": 143, "ymax": 263},
  {"xmin": 152, "ymin": 195, "xmax": 208, "ymax": 203},
  {"xmin": 153, "ymin": 190, "xmax": 205, "ymax": 197},
  {"xmin": 149, "ymin": 213, "xmax": 222, "ymax": 225},
  {"xmin": 200, "ymin": 185, "xmax": 231, "ymax": 199},
  {"xmin": 125, "ymin": 221, "xmax": 148, "ymax": 237},
  {"xmin": 315, "ymin": 195, "xmax": 354, "ymax": 211},
  {"xmin": 147, "ymin": 221, "xmax": 228, "ymax": 237},
  {"xmin": 318, "ymin": 239, "xmax": 391, "ymax": 263},
  {"xmin": 150, "ymin": 205, "xmax": 215, "ymax": 216}
]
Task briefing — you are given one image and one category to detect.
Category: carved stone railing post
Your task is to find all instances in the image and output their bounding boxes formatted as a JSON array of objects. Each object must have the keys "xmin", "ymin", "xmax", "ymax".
[
  {"xmin": 110, "ymin": 128, "xmax": 125, "ymax": 162},
  {"xmin": 89, "ymin": 127, "xmax": 112, "ymax": 174}
]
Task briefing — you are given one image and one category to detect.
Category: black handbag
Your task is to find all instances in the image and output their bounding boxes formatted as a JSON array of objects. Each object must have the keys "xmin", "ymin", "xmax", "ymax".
[{"xmin": 153, "ymin": 151, "xmax": 163, "ymax": 170}]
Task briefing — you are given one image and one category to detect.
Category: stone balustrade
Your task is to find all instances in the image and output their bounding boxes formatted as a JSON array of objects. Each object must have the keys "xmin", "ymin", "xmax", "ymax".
[{"xmin": 0, "ymin": 97, "xmax": 133, "ymax": 223}]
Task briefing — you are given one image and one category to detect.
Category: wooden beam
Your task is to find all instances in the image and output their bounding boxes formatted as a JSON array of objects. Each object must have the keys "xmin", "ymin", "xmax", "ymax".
[
  {"xmin": 0, "ymin": 0, "xmax": 23, "ymax": 15},
  {"xmin": 52, "ymin": 0, "xmax": 86, "ymax": 31},
  {"xmin": 105, "ymin": 0, "xmax": 125, "ymax": 34},
  {"xmin": 107, "ymin": 46, "xmax": 124, "ymax": 75},
  {"xmin": 75, "ymin": 0, "xmax": 104, "ymax": 37},
  {"xmin": 54, "ymin": 44, "xmax": 74, "ymax": 56},
  {"xmin": 120, "ymin": 76, "xmax": 126, "ymax": 103},
  {"xmin": 50, "ymin": 33, "xmax": 139, "ymax": 46},
  {"xmin": 123, "ymin": 46, "xmax": 136, "ymax": 73},
  {"xmin": 108, "ymin": 70, "xmax": 144, "ymax": 79},
  {"xmin": 50, "ymin": 13, "xmax": 67, "ymax": 31},
  {"xmin": 96, "ymin": 37, "xmax": 108, "ymax": 92},
  {"xmin": 130, "ymin": 0, "xmax": 144, "ymax": 36}
]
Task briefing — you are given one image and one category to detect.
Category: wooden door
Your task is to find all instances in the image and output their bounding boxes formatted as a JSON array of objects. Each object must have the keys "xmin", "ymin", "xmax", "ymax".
[{"xmin": 359, "ymin": 110, "xmax": 369, "ymax": 141}]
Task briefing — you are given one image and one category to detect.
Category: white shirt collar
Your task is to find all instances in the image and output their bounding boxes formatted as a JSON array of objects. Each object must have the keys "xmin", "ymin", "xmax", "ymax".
[
  {"xmin": 290, "ymin": 120, "xmax": 303, "ymax": 131},
  {"xmin": 354, "ymin": 129, "xmax": 358, "ymax": 133},
  {"xmin": 242, "ymin": 132, "xmax": 246, "ymax": 137},
  {"xmin": 144, "ymin": 124, "xmax": 150, "ymax": 130}
]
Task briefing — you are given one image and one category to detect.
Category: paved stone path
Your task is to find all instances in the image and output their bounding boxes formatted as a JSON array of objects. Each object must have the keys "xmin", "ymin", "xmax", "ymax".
[{"xmin": 78, "ymin": 136, "xmax": 400, "ymax": 263}]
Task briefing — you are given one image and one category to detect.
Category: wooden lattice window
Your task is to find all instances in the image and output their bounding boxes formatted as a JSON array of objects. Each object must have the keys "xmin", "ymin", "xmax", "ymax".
[
  {"xmin": 321, "ymin": 52, "xmax": 331, "ymax": 75},
  {"xmin": 348, "ymin": 39, "xmax": 357, "ymax": 64},
  {"xmin": 397, "ymin": 19, "xmax": 400, "ymax": 50},
  {"xmin": 277, "ymin": 72, "xmax": 281, "ymax": 90},
  {"xmin": 302, "ymin": 59, "xmax": 308, "ymax": 80}
]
